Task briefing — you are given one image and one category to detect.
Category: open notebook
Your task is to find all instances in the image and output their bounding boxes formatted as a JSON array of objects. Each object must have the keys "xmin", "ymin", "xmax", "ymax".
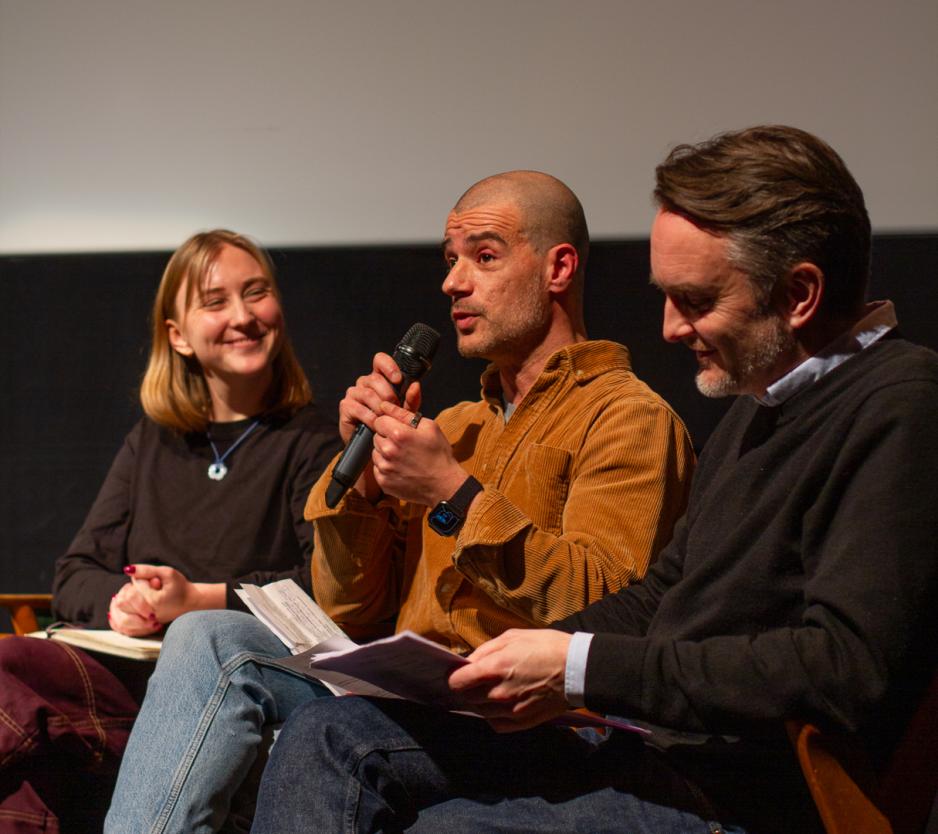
[{"xmin": 28, "ymin": 627, "xmax": 162, "ymax": 661}]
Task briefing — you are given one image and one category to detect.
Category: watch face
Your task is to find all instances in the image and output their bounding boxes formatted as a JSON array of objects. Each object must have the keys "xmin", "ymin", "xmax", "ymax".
[{"xmin": 428, "ymin": 502, "xmax": 462, "ymax": 536}]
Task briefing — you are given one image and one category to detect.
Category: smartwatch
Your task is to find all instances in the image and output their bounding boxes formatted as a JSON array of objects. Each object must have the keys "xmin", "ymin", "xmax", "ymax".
[{"xmin": 427, "ymin": 476, "xmax": 483, "ymax": 537}]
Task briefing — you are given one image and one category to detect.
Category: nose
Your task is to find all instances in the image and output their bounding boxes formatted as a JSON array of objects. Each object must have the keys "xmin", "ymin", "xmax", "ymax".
[
  {"xmin": 230, "ymin": 296, "xmax": 254, "ymax": 326},
  {"xmin": 442, "ymin": 259, "xmax": 470, "ymax": 299},
  {"xmin": 662, "ymin": 297, "xmax": 694, "ymax": 343}
]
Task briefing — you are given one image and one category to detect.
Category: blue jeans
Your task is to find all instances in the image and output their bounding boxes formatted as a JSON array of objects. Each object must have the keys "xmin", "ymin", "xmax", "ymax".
[
  {"xmin": 250, "ymin": 696, "xmax": 745, "ymax": 834},
  {"xmin": 104, "ymin": 610, "xmax": 330, "ymax": 834}
]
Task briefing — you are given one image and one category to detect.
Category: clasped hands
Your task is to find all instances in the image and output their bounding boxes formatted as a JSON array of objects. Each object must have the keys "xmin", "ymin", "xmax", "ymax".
[
  {"xmin": 340, "ymin": 352, "xmax": 467, "ymax": 506},
  {"xmin": 108, "ymin": 565, "xmax": 221, "ymax": 636}
]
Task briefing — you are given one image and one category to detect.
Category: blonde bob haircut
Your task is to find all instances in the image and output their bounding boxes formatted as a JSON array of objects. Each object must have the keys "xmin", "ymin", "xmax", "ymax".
[{"xmin": 140, "ymin": 229, "xmax": 312, "ymax": 434}]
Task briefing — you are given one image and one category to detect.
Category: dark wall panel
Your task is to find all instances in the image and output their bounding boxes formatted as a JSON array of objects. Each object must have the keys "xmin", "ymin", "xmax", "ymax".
[{"xmin": 2, "ymin": 235, "xmax": 936, "ymax": 617}]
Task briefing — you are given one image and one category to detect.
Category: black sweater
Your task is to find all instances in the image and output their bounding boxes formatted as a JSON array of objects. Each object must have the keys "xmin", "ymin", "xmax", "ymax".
[
  {"xmin": 52, "ymin": 404, "xmax": 341, "ymax": 627},
  {"xmin": 557, "ymin": 337, "xmax": 938, "ymax": 831}
]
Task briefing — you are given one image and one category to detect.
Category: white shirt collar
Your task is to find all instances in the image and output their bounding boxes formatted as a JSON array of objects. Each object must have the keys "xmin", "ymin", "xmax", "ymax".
[{"xmin": 759, "ymin": 300, "xmax": 897, "ymax": 407}]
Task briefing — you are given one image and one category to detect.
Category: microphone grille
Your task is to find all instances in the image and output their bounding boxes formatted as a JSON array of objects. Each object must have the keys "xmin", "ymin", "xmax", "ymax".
[{"xmin": 398, "ymin": 323, "xmax": 441, "ymax": 362}]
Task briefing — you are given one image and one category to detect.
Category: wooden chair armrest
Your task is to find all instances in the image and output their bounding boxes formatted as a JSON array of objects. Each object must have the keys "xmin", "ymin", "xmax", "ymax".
[
  {"xmin": 0, "ymin": 593, "xmax": 54, "ymax": 637},
  {"xmin": 787, "ymin": 719, "xmax": 892, "ymax": 834}
]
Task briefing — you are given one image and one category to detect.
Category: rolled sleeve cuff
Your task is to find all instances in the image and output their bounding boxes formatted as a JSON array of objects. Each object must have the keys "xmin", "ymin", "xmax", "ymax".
[
  {"xmin": 453, "ymin": 487, "xmax": 531, "ymax": 568},
  {"xmin": 456, "ymin": 488, "xmax": 529, "ymax": 549},
  {"xmin": 564, "ymin": 631, "xmax": 594, "ymax": 708}
]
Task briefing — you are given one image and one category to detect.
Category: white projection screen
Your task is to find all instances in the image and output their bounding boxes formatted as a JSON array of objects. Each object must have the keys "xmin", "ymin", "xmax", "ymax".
[{"xmin": 1, "ymin": 0, "xmax": 935, "ymax": 254}]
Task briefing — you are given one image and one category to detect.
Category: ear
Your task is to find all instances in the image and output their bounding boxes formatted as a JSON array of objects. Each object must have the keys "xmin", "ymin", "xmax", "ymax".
[
  {"xmin": 544, "ymin": 243, "xmax": 579, "ymax": 296},
  {"xmin": 166, "ymin": 319, "xmax": 195, "ymax": 357},
  {"xmin": 781, "ymin": 262, "xmax": 824, "ymax": 331}
]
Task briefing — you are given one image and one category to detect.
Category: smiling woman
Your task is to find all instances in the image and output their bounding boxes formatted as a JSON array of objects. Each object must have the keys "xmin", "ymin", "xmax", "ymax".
[
  {"xmin": 164, "ymin": 246, "xmax": 282, "ymax": 420},
  {"xmin": 0, "ymin": 230, "xmax": 340, "ymax": 834},
  {"xmin": 54, "ymin": 230, "xmax": 335, "ymax": 636},
  {"xmin": 141, "ymin": 230, "xmax": 309, "ymax": 433}
]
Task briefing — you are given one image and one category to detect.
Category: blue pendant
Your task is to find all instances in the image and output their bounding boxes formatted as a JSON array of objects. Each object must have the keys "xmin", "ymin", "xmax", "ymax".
[{"xmin": 207, "ymin": 462, "xmax": 228, "ymax": 481}]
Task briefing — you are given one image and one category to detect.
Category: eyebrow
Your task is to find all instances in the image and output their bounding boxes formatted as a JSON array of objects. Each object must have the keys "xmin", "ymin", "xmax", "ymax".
[
  {"xmin": 648, "ymin": 274, "xmax": 716, "ymax": 295},
  {"xmin": 198, "ymin": 275, "xmax": 268, "ymax": 297},
  {"xmin": 648, "ymin": 273, "xmax": 671, "ymax": 291},
  {"xmin": 441, "ymin": 231, "xmax": 508, "ymax": 252}
]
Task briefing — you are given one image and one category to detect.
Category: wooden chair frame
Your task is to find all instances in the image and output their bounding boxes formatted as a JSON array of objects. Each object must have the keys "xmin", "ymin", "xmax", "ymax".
[
  {"xmin": 789, "ymin": 669, "xmax": 938, "ymax": 834},
  {"xmin": 0, "ymin": 593, "xmax": 53, "ymax": 637}
]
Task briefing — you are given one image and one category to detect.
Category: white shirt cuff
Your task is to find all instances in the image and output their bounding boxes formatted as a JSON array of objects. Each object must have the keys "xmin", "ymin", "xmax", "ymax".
[{"xmin": 563, "ymin": 631, "xmax": 594, "ymax": 708}]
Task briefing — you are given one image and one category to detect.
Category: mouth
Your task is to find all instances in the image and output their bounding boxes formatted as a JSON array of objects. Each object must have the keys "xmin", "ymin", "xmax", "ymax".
[
  {"xmin": 223, "ymin": 331, "xmax": 267, "ymax": 348},
  {"xmin": 451, "ymin": 310, "xmax": 481, "ymax": 332},
  {"xmin": 688, "ymin": 343, "xmax": 717, "ymax": 364}
]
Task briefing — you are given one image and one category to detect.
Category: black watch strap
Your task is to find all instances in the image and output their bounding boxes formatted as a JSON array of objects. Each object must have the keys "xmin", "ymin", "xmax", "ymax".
[
  {"xmin": 449, "ymin": 475, "xmax": 483, "ymax": 512},
  {"xmin": 427, "ymin": 476, "xmax": 483, "ymax": 536}
]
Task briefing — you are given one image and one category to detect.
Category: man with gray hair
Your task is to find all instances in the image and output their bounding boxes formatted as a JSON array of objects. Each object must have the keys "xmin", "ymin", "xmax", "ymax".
[{"xmin": 250, "ymin": 127, "xmax": 938, "ymax": 834}]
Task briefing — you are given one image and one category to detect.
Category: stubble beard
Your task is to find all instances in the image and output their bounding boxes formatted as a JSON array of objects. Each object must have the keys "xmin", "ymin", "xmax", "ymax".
[
  {"xmin": 455, "ymin": 285, "xmax": 552, "ymax": 363},
  {"xmin": 695, "ymin": 314, "xmax": 797, "ymax": 398}
]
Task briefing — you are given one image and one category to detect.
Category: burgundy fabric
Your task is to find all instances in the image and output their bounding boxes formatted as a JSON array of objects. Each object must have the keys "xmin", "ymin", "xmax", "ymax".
[
  {"xmin": 0, "ymin": 637, "xmax": 139, "ymax": 834},
  {"xmin": 0, "ymin": 781, "xmax": 58, "ymax": 834}
]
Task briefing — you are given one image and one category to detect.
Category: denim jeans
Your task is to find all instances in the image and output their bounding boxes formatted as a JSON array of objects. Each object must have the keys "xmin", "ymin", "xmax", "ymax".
[
  {"xmin": 250, "ymin": 696, "xmax": 746, "ymax": 834},
  {"xmin": 104, "ymin": 610, "xmax": 330, "ymax": 834}
]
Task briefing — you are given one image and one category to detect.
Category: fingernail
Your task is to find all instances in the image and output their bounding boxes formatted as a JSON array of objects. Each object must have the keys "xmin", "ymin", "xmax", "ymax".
[{"xmin": 123, "ymin": 565, "xmax": 135, "ymax": 575}]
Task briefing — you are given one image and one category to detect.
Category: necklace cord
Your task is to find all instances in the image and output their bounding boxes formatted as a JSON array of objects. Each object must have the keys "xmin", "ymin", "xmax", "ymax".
[{"xmin": 207, "ymin": 419, "xmax": 260, "ymax": 477}]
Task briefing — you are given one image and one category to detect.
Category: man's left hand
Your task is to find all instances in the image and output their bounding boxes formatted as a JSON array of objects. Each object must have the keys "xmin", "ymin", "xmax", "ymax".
[
  {"xmin": 448, "ymin": 629, "xmax": 572, "ymax": 732},
  {"xmin": 372, "ymin": 403, "xmax": 468, "ymax": 507}
]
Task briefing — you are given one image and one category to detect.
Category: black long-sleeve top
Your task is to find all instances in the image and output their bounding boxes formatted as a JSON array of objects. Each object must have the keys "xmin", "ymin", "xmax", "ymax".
[
  {"xmin": 556, "ymin": 336, "xmax": 938, "ymax": 832},
  {"xmin": 52, "ymin": 404, "xmax": 341, "ymax": 627}
]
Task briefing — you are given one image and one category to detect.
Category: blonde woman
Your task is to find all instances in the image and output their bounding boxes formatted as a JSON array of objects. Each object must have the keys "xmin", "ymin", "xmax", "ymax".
[
  {"xmin": 53, "ymin": 229, "xmax": 338, "ymax": 630},
  {"xmin": 0, "ymin": 230, "xmax": 339, "ymax": 834}
]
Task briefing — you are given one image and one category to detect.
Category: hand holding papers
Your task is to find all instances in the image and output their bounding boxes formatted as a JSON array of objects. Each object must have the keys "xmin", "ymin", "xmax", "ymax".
[{"xmin": 238, "ymin": 580, "xmax": 648, "ymax": 735}]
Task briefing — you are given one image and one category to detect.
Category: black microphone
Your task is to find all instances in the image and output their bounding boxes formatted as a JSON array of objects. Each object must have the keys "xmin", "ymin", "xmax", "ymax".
[{"xmin": 325, "ymin": 323, "xmax": 441, "ymax": 508}]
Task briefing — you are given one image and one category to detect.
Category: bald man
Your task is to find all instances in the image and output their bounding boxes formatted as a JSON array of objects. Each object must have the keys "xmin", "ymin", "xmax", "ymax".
[{"xmin": 105, "ymin": 171, "xmax": 694, "ymax": 834}]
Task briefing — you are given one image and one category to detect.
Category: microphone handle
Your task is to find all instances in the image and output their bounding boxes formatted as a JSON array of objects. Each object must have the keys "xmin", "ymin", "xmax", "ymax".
[{"xmin": 324, "ymin": 372, "xmax": 417, "ymax": 508}]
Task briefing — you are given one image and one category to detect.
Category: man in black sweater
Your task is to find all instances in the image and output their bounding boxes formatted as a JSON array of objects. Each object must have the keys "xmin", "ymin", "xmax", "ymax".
[{"xmin": 249, "ymin": 126, "xmax": 938, "ymax": 834}]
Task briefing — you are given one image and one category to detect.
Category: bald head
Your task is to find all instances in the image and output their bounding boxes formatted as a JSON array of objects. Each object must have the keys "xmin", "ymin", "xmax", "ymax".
[{"xmin": 453, "ymin": 171, "xmax": 589, "ymax": 273}]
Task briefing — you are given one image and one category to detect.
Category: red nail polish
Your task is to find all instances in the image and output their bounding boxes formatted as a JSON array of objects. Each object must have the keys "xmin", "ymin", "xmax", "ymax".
[{"xmin": 123, "ymin": 565, "xmax": 136, "ymax": 575}]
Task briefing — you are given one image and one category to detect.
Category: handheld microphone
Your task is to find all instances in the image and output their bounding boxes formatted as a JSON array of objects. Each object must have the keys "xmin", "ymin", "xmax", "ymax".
[{"xmin": 325, "ymin": 323, "xmax": 441, "ymax": 508}]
